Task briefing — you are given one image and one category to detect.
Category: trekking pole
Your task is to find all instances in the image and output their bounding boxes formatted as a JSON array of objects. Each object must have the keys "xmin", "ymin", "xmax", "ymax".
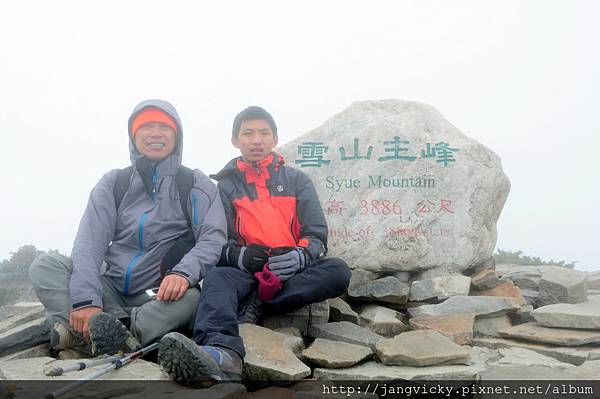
[
  {"xmin": 41, "ymin": 342, "xmax": 159, "ymax": 399},
  {"xmin": 44, "ymin": 354, "xmax": 122, "ymax": 376}
]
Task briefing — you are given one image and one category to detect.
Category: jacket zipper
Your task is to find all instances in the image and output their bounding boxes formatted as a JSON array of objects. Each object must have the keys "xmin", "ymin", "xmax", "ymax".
[
  {"xmin": 290, "ymin": 216, "xmax": 298, "ymax": 243},
  {"xmin": 124, "ymin": 166, "xmax": 157, "ymax": 294},
  {"xmin": 192, "ymin": 193, "xmax": 198, "ymax": 226},
  {"xmin": 237, "ymin": 215, "xmax": 247, "ymax": 245}
]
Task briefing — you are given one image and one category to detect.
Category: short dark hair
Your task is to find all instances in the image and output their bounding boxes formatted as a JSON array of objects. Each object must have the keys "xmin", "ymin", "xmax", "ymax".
[{"xmin": 232, "ymin": 106, "xmax": 278, "ymax": 139}]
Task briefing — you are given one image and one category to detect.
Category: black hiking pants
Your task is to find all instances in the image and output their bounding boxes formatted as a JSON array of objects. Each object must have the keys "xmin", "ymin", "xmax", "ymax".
[{"xmin": 192, "ymin": 257, "xmax": 351, "ymax": 357}]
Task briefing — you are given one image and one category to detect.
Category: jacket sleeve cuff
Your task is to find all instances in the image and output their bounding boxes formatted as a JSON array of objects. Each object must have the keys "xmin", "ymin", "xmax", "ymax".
[
  {"xmin": 168, "ymin": 269, "xmax": 198, "ymax": 288},
  {"xmin": 70, "ymin": 298, "xmax": 103, "ymax": 311}
]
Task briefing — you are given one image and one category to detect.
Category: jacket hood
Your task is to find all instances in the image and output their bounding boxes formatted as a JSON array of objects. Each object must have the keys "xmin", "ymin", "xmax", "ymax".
[
  {"xmin": 211, "ymin": 152, "xmax": 285, "ymax": 181},
  {"xmin": 127, "ymin": 99, "xmax": 183, "ymax": 174}
]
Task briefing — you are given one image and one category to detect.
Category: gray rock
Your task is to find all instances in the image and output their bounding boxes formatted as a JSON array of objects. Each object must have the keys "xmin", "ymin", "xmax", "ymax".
[
  {"xmin": 499, "ymin": 322, "xmax": 600, "ymax": 346},
  {"xmin": 519, "ymin": 289, "xmax": 539, "ymax": 306},
  {"xmin": 279, "ymin": 99, "xmax": 510, "ymax": 274},
  {"xmin": 587, "ymin": 271, "xmax": 600, "ymax": 290},
  {"xmin": 489, "ymin": 347, "xmax": 575, "ymax": 369},
  {"xmin": 347, "ymin": 276, "xmax": 409, "ymax": 304},
  {"xmin": 0, "ymin": 356, "xmax": 169, "ymax": 380},
  {"xmin": 356, "ymin": 304, "xmax": 407, "ymax": 337},
  {"xmin": 497, "ymin": 264, "xmax": 542, "ymax": 290},
  {"xmin": 576, "ymin": 360, "xmax": 600, "ymax": 379},
  {"xmin": 302, "ymin": 338, "xmax": 373, "ymax": 368},
  {"xmin": 263, "ymin": 300, "xmax": 329, "ymax": 333},
  {"xmin": 464, "ymin": 256, "xmax": 496, "ymax": 277},
  {"xmin": 308, "ymin": 322, "xmax": 385, "ymax": 350},
  {"xmin": 0, "ymin": 317, "xmax": 48, "ymax": 357},
  {"xmin": 532, "ymin": 301, "xmax": 600, "ymax": 329},
  {"xmin": 473, "ymin": 315, "xmax": 513, "ymax": 338},
  {"xmin": 375, "ymin": 330, "xmax": 470, "ymax": 366},
  {"xmin": 0, "ymin": 344, "xmax": 51, "ymax": 362},
  {"xmin": 392, "ymin": 271, "xmax": 411, "ymax": 282},
  {"xmin": 0, "ymin": 307, "xmax": 46, "ymax": 335},
  {"xmin": 538, "ymin": 267, "xmax": 587, "ymax": 306},
  {"xmin": 409, "ymin": 276, "xmax": 471, "ymax": 302},
  {"xmin": 470, "ymin": 268, "xmax": 500, "ymax": 290},
  {"xmin": 473, "ymin": 337, "xmax": 600, "ymax": 366},
  {"xmin": 314, "ymin": 347, "xmax": 491, "ymax": 380},
  {"xmin": 349, "ymin": 268, "xmax": 379, "ymax": 285},
  {"xmin": 327, "ymin": 297, "xmax": 359, "ymax": 324},
  {"xmin": 240, "ymin": 324, "xmax": 310, "ymax": 384},
  {"xmin": 273, "ymin": 327, "xmax": 303, "ymax": 338},
  {"xmin": 409, "ymin": 313, "xmax": 474, "ymax": 345},
  {"xmin": 408, "ymin": 295, "xmax": 520, "ymax": 318},
  {"xmin": 479, "ymin": 365, "xmax": 584, "ymax": 380}
]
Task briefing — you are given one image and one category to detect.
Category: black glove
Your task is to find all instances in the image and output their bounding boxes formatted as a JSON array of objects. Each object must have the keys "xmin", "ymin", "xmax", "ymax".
[{"xmin": 226, "ymin": 245, "xmax": 269, "ymax": 274}]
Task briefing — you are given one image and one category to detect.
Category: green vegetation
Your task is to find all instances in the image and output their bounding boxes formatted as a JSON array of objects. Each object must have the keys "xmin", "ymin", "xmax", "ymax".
[{"xmin": 494, "ymin": 249, "xmax": 577, "ymax": 269}]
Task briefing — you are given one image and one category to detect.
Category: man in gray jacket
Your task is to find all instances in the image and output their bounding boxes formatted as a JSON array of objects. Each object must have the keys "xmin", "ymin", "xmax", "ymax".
[{"xmin": 27, "ymin": 99, "xmax": 226, "ymax": 355}]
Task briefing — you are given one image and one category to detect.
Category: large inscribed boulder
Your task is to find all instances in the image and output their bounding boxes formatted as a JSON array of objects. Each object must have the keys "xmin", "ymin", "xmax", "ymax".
[{"xmin": 279, "ymin": 100, "xmax": 510, "ymax": 273}]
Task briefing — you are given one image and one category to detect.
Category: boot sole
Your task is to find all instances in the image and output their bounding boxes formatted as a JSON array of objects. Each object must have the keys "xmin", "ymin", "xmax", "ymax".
[
  {"xmin": 158, "ymin": 333, "xmax": 224, "ymax": 387},
  {"xmin": 88, "ymin": 313, "xmax": 130, "ymax": 355}
]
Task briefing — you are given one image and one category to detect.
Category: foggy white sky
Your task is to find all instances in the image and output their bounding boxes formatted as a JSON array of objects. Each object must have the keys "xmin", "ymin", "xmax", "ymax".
[{"xmin": 0, "ymin": 1, "xmax": 598, "ymax": 271}]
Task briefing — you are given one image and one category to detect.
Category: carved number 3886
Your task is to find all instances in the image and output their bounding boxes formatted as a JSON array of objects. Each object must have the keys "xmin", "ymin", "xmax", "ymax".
[{"xmin": 359, "ymin": 200, "xmax": 402, "ymax": 215}]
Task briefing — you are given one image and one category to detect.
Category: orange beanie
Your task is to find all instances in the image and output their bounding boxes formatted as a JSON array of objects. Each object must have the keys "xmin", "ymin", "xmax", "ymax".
[{"xmin": 131, "ymin": 107, "xmax": 178, "ymax": 136}]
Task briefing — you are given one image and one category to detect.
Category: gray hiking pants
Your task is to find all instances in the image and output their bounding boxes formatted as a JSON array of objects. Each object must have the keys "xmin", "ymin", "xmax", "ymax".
[{"xmin": 29, "ymin": 253, "xmax": 200, "ymax": 346}]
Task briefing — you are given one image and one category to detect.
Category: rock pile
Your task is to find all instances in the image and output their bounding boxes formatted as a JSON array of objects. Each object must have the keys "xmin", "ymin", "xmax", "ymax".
[{"xmin": 2, "ymin": 262, "xmax": 599, "ymax": 397}]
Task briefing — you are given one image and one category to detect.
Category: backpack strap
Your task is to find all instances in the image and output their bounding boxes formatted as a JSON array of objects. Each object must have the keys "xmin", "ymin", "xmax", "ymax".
[
  {"xmin": 175, "ymin": 166, "xmax": 195, "ymax": 229},
  {"xmin": 113, "ymin": 166, "xmax": 134, "ymax": 211},
  {"xmin": 113, "ymin": 165, "xmax": 195, "ymax": 228}
]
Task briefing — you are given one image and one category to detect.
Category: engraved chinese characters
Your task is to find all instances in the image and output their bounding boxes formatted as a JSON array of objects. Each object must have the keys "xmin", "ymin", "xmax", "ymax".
[{"xmin": 279, "ymin": 100, "xmax": 510, "ymax": 274}]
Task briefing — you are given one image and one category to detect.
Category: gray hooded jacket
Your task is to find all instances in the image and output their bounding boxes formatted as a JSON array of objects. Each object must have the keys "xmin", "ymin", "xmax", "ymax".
[{"xmin": 69, "ymin": 99, "xmax": 226, "ymax": 311}]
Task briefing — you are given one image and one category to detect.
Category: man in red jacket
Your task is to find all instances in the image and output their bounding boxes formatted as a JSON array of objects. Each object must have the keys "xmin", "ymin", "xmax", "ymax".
[{"xmin": 157, "ymin": 106, "xmax": 351, "ymax": 386}]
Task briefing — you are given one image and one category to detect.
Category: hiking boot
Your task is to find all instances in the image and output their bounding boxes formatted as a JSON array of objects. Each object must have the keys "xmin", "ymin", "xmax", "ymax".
[
  {"xmin": 50, "ymin": 321, "xmax": 87, "ymax": 350},
  {"xmin": 88, "ymin": 312, "xmax": 141, "ymax": 355},
  {"xmin": 238, "ymin": 290, "xmax": 264, "ymax": 325},
  {"xmin": 158, "ymin": 332, "xmax": 242, "ymax": 387}
]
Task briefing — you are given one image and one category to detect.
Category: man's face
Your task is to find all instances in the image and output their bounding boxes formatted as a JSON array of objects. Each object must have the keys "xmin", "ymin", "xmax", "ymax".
[
  {"xmin": 232, "ymin": 119, "xmax": 278, "ymax": 163},
  {"xmin": 133, "ymin": 122, "xmax": 177, "ymax": 162}
]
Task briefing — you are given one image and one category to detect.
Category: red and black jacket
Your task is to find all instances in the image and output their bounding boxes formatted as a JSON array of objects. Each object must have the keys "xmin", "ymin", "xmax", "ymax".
[{"xmin": 210, "ymin": 152, "xmax": 327, "ymax": 263}]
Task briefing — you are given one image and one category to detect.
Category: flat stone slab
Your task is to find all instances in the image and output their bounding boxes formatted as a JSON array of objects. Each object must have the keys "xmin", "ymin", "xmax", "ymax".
[
  {"xmin": 0, "ymin": 308, "xmax": 46, "ymax": 335},
  {"xmin": 0, "ymin": 317, "xmax": 48, "ymax": 357},
  {"xmin": 328, "ymin": 297, "xmax": 359, "ymax": 324},
  {"xmin": 479, "ymin": 365, "xmax": 585, "ymax": 380},
  {"xmin": 348, "ymin": 276, "xmax": 409, "ymax": 304},
  {"xmin": 375, "ymin": 330, "xmax": 470, "ymax": 366},
  {"xmin": 313, "ymin": 352, "xmax": 488, "ymax": 381},
  {"xmin": 489, "ymin": 347, "xmax": 575, "ymax": 369},
  {"xmin": 409, "ymin": 276, "xmax": 471, "ymax": 302},
  {"xmin": 409, "ymin": 313, "xmax": 474, "ymax": 345},
  {"xmin": 302, "ymin": 338, "xmax": 373, "ymax": 368},
  {"xmin": 472, "ymin": 281, "xmax": 526, "ymax": 306},
  {"xmin": 263, "ymin": 300, "xmax": 329, "ymax": 333},
  {"xmin": 308, "ymin": 322, "xmax": 385, "ymax": 350},
  {"xmin": 499, "ymin": 322, "xmax": 600, "ymax": 346},
  {"xmin": 0, "ymin": 344, "xmax": 51, "ymax": 362},
  {"xmin": 0, "ymin": 356, "xmax": 169, "ymax": 380},
  {"xmin": 532, "ymin": 301, "xmax": 600, "ymax": 329},
  {"xmin": 497, "ymin": 265, "xmax": 542, "ymax": 289},
  {"xmin": 408, "ymin": 295, "xmax": 520, "ymax": 318},
  {"xmin": 473, "ymin": 315, "xmax": 513, "ymax": 338},
  {"xmin": 473, "ymin": 337, "xmax": 600, "ymax": 366},
  {"xmin": 240, "ymin": 324, "xmax": 310, "ymax": 384},
  {"xmin": 538, "ymin": 267, "xmax": 587, "ymax": 307},
  {"xmin": 357, "ymin": 304, "xmax": 407, "ymax": 337}
]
